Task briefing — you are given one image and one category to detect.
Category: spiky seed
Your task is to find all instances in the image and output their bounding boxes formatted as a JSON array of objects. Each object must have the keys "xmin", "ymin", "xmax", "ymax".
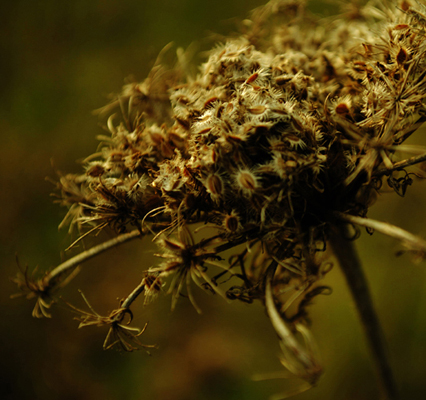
[
  {"xmin": 248, "ymin": 105, "xmax": 267, "ymax": 115},
  {"xmin": 224, "ymin": 212, "xmax": 240, "ymax": 232},
  {"xmin": 236, "ymin": 170, "xmax": 258, "ymax": 192},
  {"xmin": 396, "ymin": 48, "xmax": 408, "ymax": 65},
  {"xmin": 335, "ymin": 103, "xmax": 350, "ymax": 115},
  {"xmin": 205, "ymin": 174, "xmax": 224, "ymax": 196}
]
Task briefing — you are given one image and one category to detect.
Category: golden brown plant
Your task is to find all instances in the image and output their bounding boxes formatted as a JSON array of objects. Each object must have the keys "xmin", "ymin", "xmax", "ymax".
[{"xmin": 13, "ymin": 1, "xmax": 426, "ymax": 398}]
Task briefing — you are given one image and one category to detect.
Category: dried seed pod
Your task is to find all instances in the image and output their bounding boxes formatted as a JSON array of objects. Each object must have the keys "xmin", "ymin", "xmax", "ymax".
[
  {"xmin": 86, "ymin": 163, "xmax": 106, "ymax": 178},
  {"xmin": 223, "ymin": 211, "xmax": 241, "ymax": 233},
  {"xmin": 203, "ymin": 97, "xmax": 219, "ymax": 109},
  {"xmin": 235, "ymin": 169, "xmax": 259, "ymax": 194},
  {"xmin": 204, "ymin": 173, "xmax": 224, "ymax": 196},
  {"xmin": 396, "ymin": 47, "xmax": 408, "ymax": 65},
  {"xmin": 245, "ymin": 72, "xmax": 259, "ymax": 84},
  {"xmin": 248, "ymin": 105, "xmax": 267, "ymax": 115}
]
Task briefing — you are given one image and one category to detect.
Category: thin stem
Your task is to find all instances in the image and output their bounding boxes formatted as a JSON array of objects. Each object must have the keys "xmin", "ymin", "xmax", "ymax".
[
  {"xmin": 375, "ymin": 152, "xmax": 426, "ymax": 176},
  {"xmin": 45, "ymin": 229, "xmax": 142, "ymax": 286},
  {"xmin": 264, "ymin": 261, "xmax": 323, "ymax": 384},
  {"xmin": 334, "ymin": 211, "xmax": 426, "ymax": 256},
  {"xmin": 265, "ymin": 262, "xmax": 312, "ymax": 367},
  {"xmin": 329, "ymin": 225, "xmax": 399, "ymax": 400},
  {"xmin": 121, "ymin": 280, "xmax": 146, "ymax": 309}
]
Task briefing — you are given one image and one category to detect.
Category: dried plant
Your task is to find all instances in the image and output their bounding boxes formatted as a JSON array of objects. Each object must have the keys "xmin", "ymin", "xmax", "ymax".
[
  {"xmin": 13, "ymin": 0, "xmax": 426, "ymax": 398},
  {"xmin": 66, "ymin": 289, "xmax": 157, "ymax": 353}
]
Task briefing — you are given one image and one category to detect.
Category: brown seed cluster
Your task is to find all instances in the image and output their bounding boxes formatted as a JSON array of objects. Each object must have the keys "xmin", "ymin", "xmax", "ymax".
[
  {"xmin": 57, "ymin": 0, "xmax": 426, "ymax": 251},
  {"xmin": 14, "ymin": 0, "xmax": 426, "ymax": 394}
]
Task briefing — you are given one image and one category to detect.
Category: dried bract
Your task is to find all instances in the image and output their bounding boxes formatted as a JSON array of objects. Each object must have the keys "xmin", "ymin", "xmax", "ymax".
[{"xmin": 68, "ymin": 292, "xmax": 156, "ymax": 353}]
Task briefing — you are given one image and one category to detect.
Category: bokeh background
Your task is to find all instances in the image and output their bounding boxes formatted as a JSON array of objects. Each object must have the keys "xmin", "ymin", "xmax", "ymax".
[{"xmin": 1, "ymin": 1, "xmax": 426, "ymax": 399}]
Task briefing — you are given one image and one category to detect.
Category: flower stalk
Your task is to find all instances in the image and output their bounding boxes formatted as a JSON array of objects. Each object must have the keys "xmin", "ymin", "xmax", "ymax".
[
  {"xmin": 335, "ymin": 212, "xmax": 426, "ymax": 259},
  {"xmin": 330, "ymin": 224, "xmax": 399, "ymax": 400},
  {"xmin": 375, "ymin": 152, "xmax": 426, "ymax": 176},
  {"xmin": 46, "ymin": 228, "xmax": 143, "ymax": 286}
]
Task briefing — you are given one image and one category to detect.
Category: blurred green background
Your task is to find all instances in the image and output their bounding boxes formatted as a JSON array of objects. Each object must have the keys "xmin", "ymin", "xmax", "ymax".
[{"xmin": 1, "ymin": 0, "xmax": 426, "ymax": 399}]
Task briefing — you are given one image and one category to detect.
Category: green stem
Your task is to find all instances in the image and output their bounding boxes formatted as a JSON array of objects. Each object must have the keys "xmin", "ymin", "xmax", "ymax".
[{"xmin": 329, "ymin": 225, "xmax": 399, "ymax": 400}]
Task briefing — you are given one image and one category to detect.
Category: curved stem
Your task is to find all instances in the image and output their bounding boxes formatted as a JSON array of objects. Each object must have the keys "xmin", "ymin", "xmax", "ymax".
[
  {"xmin": 264, "ymin": 261, "xmax": 322, "ymax": 385},
  {"xmin": 329, "ymin": 225, "xmax": 399, "ymax": 400},
  {"xmin": 334, "ymin": 211, "xmax": 426, "ymax": 257},
  {"xmin": 121, "ymin": 280, "xmax": 146, "ymax": 309},
  {"xmin": 45, "ymin": 229, "xmax": 142, "ymax": 286}
]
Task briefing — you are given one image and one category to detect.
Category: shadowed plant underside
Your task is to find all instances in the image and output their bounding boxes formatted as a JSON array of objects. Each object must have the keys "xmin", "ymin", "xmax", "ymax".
[{"xmin": 13, "ymin": 1, "xmax": 426, "ymax": 399}]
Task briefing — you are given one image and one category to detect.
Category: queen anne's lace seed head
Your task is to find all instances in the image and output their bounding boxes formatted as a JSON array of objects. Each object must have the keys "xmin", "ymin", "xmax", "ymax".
[{"xmin": 14, "ymin": 1, "xmax": 426, "ymax": 397}]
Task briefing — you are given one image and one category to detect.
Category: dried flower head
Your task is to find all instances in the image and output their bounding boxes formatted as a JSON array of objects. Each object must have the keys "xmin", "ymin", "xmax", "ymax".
[
  {"xmin": 13, "ymin": 0, "xmax": 426, "ymax": 398},
  {"xmin": 67, "ymin": 291, "xmax": 156, "ymax": 353},
  {"xmin": 11, "ymin": 256, "xmax": 80, "ymax": 318}
]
